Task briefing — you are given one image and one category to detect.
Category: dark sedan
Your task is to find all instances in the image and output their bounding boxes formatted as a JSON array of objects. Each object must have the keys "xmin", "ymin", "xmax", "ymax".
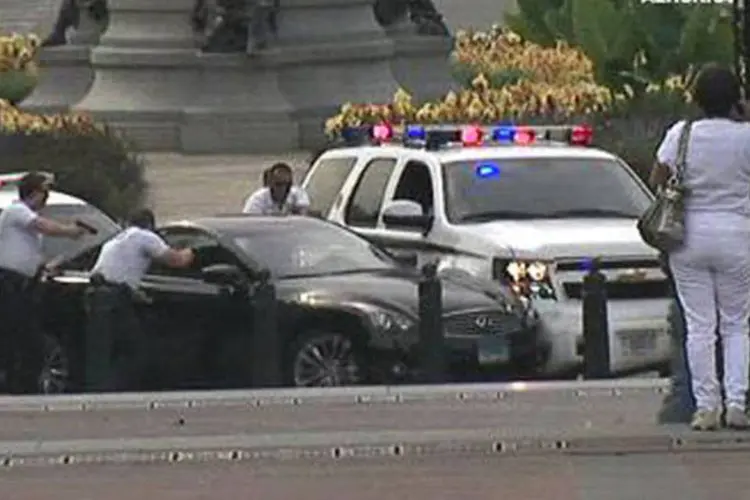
[{"xmin": 39, "ymin": 215, "xmax": 547, "ymax": 392}]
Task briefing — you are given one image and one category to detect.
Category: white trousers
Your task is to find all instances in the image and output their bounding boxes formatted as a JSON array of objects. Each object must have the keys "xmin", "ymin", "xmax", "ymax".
[{"xmin": 670, "ymin": 211, "xmax": 750, "ymax": 411}]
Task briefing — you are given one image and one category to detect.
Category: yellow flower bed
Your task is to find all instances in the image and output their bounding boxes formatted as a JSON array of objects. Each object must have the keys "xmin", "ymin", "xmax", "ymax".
[
  {"xmin": 324, "ymin": 28, "xmax": 693, "ymax": 138},
  {"xmin": 453, "ymin": 27, "xmax": 597, "ymax": 86},
  {"xmin": 0, "ymin": 33, "xmax": 40, "ymax": 73},
  {"xmin": 325, "ymin": 29, "xmax": 615, "ymax": 137},
  {"xmin": 0, "ymin": 98, "xmax": 102, "ymax": 135}
]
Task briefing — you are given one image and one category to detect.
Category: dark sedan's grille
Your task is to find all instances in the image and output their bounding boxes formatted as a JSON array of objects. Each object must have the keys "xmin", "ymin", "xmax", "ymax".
[
  {"xmin": 563, "ymin": 280, "xmax": 670, "ymax": 300},
  {"xmin": 444, "ymin": 311, "xmax": 523, "ymax": 336}
]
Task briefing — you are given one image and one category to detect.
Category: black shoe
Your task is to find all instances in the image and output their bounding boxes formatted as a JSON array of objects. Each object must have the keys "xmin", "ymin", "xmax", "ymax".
[{"xmin": 657, "ymin": 393, "xmax": 695, "ymax": 424}]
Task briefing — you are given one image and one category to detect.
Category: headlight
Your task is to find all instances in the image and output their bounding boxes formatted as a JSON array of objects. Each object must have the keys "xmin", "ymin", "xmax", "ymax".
[
  {"xmin": 367, "ymin": 308, "xmax": 415, "ymax": 333},
  {"xmin": 494, "ymin": 259, "xmax": 557, "ymax": 301}
]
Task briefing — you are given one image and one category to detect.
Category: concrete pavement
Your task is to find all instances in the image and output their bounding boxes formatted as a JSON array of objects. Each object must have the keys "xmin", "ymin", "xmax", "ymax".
[
  {"xmin": 143, "ymin": 153, "xmax": 312, "ymax": 221},
  {"xmin": 2, "ymin": 380, "xmax": 750, "ymax": 498}
]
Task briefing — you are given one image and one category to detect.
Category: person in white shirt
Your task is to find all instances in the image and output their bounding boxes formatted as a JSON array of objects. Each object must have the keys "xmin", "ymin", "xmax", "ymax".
[
  {"xmin": 84, "ymin": 208, "xmax": 195, "ymax": 392},
  {"xmin": 0, "ymin": 172, "xmax": 87, "ymax": 394},
  {"xmin": 242, "ymin": 162, "xmax": 310, "ymax": 215},
  {"xmin": 651, "ymin": 64, "xmax": 750, "ymax": 431}
]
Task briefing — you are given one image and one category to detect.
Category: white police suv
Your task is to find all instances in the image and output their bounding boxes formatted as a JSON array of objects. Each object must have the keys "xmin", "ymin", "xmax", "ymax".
[{"xmin": 301, "ymin": 123, "xmax": 670, "ymax": 376}]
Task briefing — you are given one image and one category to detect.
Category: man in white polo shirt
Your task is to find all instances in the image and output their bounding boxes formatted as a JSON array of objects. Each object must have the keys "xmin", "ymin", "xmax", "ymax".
[
  {"xmin": 242, "ymin": 162, "xmax": 310, "ymax": 215},
  {"xmin": 84, "ymin": 208, "xmax": 195, "ymax": 392},
  {"xmin": 0, "ymin": 172, "xmax": 87, "ymax": 393}
]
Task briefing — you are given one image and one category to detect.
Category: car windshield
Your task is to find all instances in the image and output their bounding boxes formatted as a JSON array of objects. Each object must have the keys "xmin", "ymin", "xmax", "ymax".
[
  {"xmin": 38, "ymin": 204, "xmax": 120, "ymax": 259},
  {"xmin": 230, "ymin": 220, "xmax": 395, "ymax": 278},
  {"xmin": 442, "ymin": 157, "xmax": 652, "ymax": 223}
]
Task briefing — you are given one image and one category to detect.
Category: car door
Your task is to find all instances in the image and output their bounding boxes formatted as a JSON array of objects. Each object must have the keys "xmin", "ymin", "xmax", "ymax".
[
  {"xmin": 139, "ymin": 228, "xmax": 252, "ymax": 390},
  {"xmin": 367, "ymin": 157, "xmax": 448, "ymax": 268},
  {"xmin": 300, "ymin": 155, "xmax": 358, "ymax": 218}
]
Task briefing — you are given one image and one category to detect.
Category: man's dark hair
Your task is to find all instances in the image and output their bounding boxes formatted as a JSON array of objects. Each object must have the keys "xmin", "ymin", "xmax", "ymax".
[
  {"xmin": 18, "ymin": 172, "xmax": 50, "ymax": 200},
  {"xmin": 692, "ymin": 64, "xmax": 740, "ymax": 117},
  {"xmin": 268, "ymin": 162, "xmax": 293, "ymax": 176},
  {"xmin": 128, "ymin": 208, "xmax": 156, "ymax": 230}
]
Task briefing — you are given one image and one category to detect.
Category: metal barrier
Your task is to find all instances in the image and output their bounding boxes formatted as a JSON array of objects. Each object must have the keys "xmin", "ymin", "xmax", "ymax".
[
  {"xmin": 418, "ymin": 262, "xmax": 445, "ymax": 383},
  {"xmin": 251, "ymin": 269, "xmax": 282, "ymax": 387},
  {"xmin": 581, "ymin": 258, "xmax": 611, "ymax": 379}
]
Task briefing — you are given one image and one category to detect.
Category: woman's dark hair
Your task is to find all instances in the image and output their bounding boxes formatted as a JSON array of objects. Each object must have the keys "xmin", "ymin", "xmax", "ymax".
[{"xmin": 692, "ymin": 63, "xmax": 741, "ymax": 117}]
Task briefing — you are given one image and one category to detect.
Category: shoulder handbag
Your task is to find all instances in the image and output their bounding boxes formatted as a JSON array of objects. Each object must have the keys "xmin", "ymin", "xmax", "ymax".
[{"xmin": 637, "ymin": 120, "xmax": 692, "ymax": 252}]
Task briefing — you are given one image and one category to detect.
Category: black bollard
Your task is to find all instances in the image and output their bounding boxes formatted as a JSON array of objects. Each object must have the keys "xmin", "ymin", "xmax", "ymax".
[
  {"xmin": 582, "ymin": 258, "xmax": 610, "ymax": 379},
  {"xmin": 418, "ymin": 262, "xmax": 445, "ymax": 383},
  {"xmin": 252, "ymin": 269, "xmax": 282, "ymax": 387}
]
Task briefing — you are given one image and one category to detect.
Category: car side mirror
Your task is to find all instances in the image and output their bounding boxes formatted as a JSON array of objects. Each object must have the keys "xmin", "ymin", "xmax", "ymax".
[
  {"xmin": 382, "ymin": 200, "xmax": 433, "ymax": 233},
  {"xmin": 201, "ymin": 263, "xmax": 244, "ymax": 286},
  {"xmin": 391, "ymin": 250, "xmax": 418, "ymax": 268}
]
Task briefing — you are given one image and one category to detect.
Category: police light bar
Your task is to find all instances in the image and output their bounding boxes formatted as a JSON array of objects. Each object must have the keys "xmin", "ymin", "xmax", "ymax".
[{"xmin": 339, "ymin": 123, "xmax": 594, "ymax": 149}]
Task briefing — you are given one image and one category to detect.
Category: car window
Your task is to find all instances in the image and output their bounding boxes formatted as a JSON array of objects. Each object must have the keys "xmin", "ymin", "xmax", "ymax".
[
  {"xmin": 392, "ymin": 161, "xmax": 434, "ymax": 215},
  {"xmin": 344, "ymin": 158, "xmax": 397, "ymax": 227},
  {"xmin": 442, "ymin": 157, "xmax": 652, "ymax": 223},
  {"xmin": 303, "ymin": 156, "xmax": 357, "ymax": 217},
  {"xmin": 229, "ymin": 219, "xmax": 394, "ymax": 278},
  {"xmin": 154, "ymin": 228, "xmax": 249, "ymax": 279},
  {"xmin": 38, "ymin": 204, "xmax": 120, "ymax": 260},
  {"xmin": 149, "ymin": 229, "xmax": 215, "ymax": 279}
]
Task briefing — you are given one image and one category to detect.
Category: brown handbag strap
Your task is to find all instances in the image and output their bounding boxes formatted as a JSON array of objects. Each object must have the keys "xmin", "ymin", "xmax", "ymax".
[{"xmin": 673, "ymin": 120, "xmax": 693, "ymax": 184}]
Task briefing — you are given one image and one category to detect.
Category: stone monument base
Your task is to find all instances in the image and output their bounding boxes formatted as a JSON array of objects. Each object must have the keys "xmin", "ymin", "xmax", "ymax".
[
  {"xmin": 70, "ymin": 0, "xmax": 454, "ymax": 153},
  {"xmin": 21, "ymin": 45, "xmax": 94, "ymax": 114}
]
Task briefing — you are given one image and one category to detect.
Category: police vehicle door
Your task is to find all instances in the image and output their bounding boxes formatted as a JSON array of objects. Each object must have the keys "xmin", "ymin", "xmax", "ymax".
[
  {"xmin": 141, "ymin": 228, "xmax": 250, "ymax": 389},
  {"xmin": 368, "ymin": 156, "xmax": 449, "ymax": 268},
  {"xmin": 337, "ymin": 155, "xmax": 399, "ymax": 243}
]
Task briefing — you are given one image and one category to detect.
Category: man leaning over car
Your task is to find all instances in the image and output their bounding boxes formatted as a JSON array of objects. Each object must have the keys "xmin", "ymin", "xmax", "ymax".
[{"xmin": 84, "ymin": 208, "xmax": 195, "ymax": 392}]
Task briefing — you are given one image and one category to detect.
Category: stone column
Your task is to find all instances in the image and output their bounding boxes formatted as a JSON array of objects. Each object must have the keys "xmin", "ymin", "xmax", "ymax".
[
  {"xmin": 269, "ymin": 0, "xmax": 401, "ymax": 148},
  {"xmin": 75, "ymin": 0, "xmax": 297, "ymax": 152},
  {"xmin": 384, "ymin": 21, "xmax": 456, "ymax": 101},
  {"xmin": 21, "ymin": 0, "xmax": 100, "ymax": 113}
]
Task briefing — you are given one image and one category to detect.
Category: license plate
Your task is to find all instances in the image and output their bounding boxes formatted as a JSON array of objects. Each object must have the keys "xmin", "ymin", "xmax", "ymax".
[
  {"xmin": 618, "ymin": 329, "xmax": 658, "ymax": 357},
  {"xmin": 477, "ymin": 336, "xmax": 511, "ymax": 365}
]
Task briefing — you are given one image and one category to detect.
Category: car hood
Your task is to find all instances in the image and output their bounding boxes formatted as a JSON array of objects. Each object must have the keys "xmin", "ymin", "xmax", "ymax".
[
  {"xmin": 456, "ymin": 218, "xmax": 659, "ymax": 260},
  {"xmin": 276, "ymin": 269, "xmax": 509, "ymax": 317}
]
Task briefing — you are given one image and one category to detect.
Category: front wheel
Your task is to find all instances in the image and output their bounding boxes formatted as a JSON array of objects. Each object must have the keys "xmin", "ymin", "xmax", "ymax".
[
  {"xmin": 287, "ymin": 330, "xmax": 365, "ymax": 387},
  {"xmin": 38, "ymin": 334, "xmax": 70, "ymax": 394}
]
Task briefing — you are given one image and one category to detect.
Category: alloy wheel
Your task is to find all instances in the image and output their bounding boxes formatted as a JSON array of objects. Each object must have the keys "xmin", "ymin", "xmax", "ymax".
[
  {"xmin": 292, "ymin": 333, "xmax": 362, "ymax": 387},
  {"xmin": 38, "ymin": 336, "xmax": 70, "ymax": 394}
]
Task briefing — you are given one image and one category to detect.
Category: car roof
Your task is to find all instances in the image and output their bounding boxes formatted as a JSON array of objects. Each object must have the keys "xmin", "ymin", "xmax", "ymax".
[
  {"xmin": 0, "ymin": 188, "xmax": 88, "ymax": 208},
  {"xmin": 319, "ymin": 144, "xmax": 618, "ymax": 162},
  {"xmin": 165, "ymin": 214, "xmax": 331, "ymax": 234}
]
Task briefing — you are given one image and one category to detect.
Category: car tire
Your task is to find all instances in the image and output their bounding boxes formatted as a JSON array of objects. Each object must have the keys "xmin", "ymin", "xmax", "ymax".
[
  {"xmin": 286, "ymin": 330, "xmax": 366, "ymax": 388},
  {"xmin": 38, "ymin": 334, "xmax": 71, "ymax": 394}
]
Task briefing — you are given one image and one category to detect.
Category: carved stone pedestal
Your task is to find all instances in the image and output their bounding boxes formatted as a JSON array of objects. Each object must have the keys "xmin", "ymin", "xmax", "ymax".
[
  {"xmin": 269, "ymin": 0, "xmax": 401, "ymax": 148},
  {"xmin": 384, "ymin": 22, "xmax": 455, "ymax": 101},
  {"xmin": 73, "ymin": 0, "xmax": 454, "ymax": 152},
  {"xmin": 22, "ymin": 45, "xmax": 95, "ymax": 113}
]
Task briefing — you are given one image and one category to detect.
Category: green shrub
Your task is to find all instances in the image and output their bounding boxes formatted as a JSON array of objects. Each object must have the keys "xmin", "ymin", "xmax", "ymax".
[{"xmin": 0, "ymin": 126, "xmax": 148, "ymax": 220}]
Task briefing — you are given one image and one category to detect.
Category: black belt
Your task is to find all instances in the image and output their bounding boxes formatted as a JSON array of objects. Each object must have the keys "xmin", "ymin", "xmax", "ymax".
[
  {"xmin": 89, "ymin": 273, "xmax": 132, "ymax": 293},
  {"xmin": 0, "ymin": 268, "xmax": 35, "ymax": 290}
]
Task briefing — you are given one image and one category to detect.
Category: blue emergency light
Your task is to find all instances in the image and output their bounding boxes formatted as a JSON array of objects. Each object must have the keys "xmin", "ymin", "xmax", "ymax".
[{"xmin": 338, "ymin": 122, "xmax": 594, "ymax": 149}]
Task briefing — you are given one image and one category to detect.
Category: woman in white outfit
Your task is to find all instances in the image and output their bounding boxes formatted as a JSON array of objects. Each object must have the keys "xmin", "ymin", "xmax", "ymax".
[{"xmin": 651, "ymin": 65, "xmax": 750, "ymax": 430}]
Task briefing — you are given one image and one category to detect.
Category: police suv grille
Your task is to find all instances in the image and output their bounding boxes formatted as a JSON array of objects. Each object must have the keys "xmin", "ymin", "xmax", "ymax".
[
  {"xmin": 556, "ymin": 258, "xmax": 662, "ymax": 272},
  {"xmin": 443, "ymin": 311, "xmax": 523, "ymax": 336},
  {"xmin": 557, "ymin": 257, "xmax": 669, "ymax": 300},
  {"xmin": 563, "ymin": 280, "xmax": 670, "ymax": 300}
]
